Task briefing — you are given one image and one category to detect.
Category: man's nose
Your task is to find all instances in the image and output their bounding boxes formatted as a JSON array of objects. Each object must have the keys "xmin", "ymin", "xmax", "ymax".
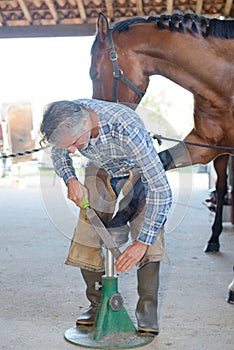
[{"xmin": 68, "ymin": 145, "xmax": 76, "ymax": 153}]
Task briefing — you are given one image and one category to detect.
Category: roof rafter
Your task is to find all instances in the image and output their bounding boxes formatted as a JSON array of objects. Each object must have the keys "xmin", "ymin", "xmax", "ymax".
[
  {"xmin": 224, "ymin": 0, "xmax": 233, "ymax": 17},
  {"xmin": 105, "ymin": 0, "xmax": 114, "ymax": 20},
  {"xmin": 0, "ymin": 11, "xmax": 4, "ymax": 26},
  {"xmin": 75, "ymin": 0, "xmax": 87, "ymax": 22},
  {"xmin": 18, "ymin": 0, "xmax": 32, "ymax": 24},
  {"xmin": 44, "ymin": 0, "xmax": 59, "ymax": 23},
  {"xmin": 136, "ymin": 0, "xmax": 143, "ymax": 16},
  {"xmin": 196, "ymin": 0, "xmax": 204, "ymax": 14},
  {"xmin": 167, "ymin": 0, "xmax": 173, "ymax": 14}
]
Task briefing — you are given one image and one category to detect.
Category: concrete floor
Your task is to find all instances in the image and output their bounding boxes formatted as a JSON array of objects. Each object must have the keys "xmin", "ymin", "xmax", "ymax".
[{"xmin": 0, "ymin": 171, "xmax": 233, "ymax": 350}]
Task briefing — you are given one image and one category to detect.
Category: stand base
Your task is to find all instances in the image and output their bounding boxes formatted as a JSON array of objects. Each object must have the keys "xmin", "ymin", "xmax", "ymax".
[
  {"xmin": 64, "ymin": 275, "xmax": 154, "ymax": 348},
  {"xmin": 64, "ymin": 326, "xmax": 154, "ymax": 349}
]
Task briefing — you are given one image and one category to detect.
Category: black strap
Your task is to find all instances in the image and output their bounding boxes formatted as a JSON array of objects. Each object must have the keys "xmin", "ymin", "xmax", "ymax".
[{"xmin": 107, "ymin": 30, "xmax": 145, "ymax": 102}]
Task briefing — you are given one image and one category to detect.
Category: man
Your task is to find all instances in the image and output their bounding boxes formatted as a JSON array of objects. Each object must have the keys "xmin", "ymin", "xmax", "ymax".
[{"xmin": 40, "ymin": 98, "xmax": 172, "ymax": 336}]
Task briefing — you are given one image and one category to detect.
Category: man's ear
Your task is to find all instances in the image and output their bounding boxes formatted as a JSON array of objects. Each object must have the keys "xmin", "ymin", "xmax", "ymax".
[
  {"xmin": 85, "ymin": 108, "xmax": 98, "ymax": 131},
  {"xmin": 83, "ymin": 112, "xmax": 92, "ymax": 130},
  {"xmin": 83, "ymin": 117, "xmax": 89, "ymax": 128}
]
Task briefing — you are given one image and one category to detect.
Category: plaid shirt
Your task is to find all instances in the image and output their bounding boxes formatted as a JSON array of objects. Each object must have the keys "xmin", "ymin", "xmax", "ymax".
[{"xmin": 51, "ymin": 99, "xmax": 172, "ymax": 245}]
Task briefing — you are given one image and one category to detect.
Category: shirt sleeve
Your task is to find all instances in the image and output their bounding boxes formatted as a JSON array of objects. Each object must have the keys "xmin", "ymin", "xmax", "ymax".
[
  {"xmin": 51, "ymin": 146, "xmax": 78, "ymax": 185},
  {"xmin": 124, "ymin": 126, "xmax": 173, "ymax": 245}
]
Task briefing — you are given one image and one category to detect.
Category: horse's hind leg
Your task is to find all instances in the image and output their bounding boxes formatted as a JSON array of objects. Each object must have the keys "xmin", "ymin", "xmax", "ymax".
[
  {"xmin": 231, "ymin": 156, "xmax": 234, "ymax": 225},
  {"xmin": 158, "ymin": 134, "xmax": 220, "ymax": 170},
  {"xmin": 204, "ymin": 155, "xmax": 229, "ymax": 253}
]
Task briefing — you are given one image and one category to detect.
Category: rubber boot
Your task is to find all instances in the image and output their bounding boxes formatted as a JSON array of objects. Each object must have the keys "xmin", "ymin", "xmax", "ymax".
[
  {"xmin": 76, "ymin": 269, "xmax": 103, "ymax": 326},
  {"xmin": 136, "ymin": 262, "xmax": 160, "ymax": 336}
]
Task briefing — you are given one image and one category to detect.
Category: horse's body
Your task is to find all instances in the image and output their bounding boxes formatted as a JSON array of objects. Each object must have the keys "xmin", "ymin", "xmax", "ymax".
[{"xmin": 90, "ymin": 13, "xmax": 234, "ymax": 252}]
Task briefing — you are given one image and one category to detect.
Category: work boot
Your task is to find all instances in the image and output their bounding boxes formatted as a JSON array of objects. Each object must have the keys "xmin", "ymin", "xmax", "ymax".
[
  {"xmin": 135, "ymin": 262, "xmax": 160, "ymax": 336},
  {"xmin": 76, "ymin": 269, "xmax": 103, "ymax": 326}
]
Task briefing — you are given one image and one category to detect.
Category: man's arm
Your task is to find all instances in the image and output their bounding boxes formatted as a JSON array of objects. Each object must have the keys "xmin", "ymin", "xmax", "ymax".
[
  {"xmin": 51, "ymin": 146, "xmax": 77, "ymax": 184},
  {"xmin": 115, "ymin": 126, "xmax": 172, "ymax": 273},
  {"xmin": 115, "ymin": 241, "xmax": 148, "ymax": 273},
  {"xmin": 124, "ymin": 127, "xmax": 173, "ymax": 245},
  {"xmin": 51, "ymin": 146, "xmax": 89, "ymax": 207}
]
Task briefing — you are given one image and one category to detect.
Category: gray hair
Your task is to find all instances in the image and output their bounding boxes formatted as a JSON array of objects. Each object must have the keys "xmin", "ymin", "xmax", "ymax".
[{"xmin": 40, "ymin": 100, "xmax": 90, "ymax": 146}]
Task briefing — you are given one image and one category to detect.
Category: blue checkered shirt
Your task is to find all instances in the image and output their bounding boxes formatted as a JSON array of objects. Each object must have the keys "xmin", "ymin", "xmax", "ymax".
[{"xmin": 51, "ymin": 99, "xmax": 172, "ymax": 245}]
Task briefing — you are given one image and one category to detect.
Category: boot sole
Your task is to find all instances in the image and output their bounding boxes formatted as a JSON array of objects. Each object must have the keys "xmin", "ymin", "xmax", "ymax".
[
  {"xmin": 138, "ymin": 327, "xmax": 160, "ymax": 336},
  {"xmin": 76, "ymin": 321, "xmax": 95, "ymax": 327}
]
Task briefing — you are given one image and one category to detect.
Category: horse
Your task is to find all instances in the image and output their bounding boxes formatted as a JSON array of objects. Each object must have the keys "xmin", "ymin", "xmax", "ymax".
[{"xmin": 89, "ymin": 12, "xmax": 234, "ymax": 253}]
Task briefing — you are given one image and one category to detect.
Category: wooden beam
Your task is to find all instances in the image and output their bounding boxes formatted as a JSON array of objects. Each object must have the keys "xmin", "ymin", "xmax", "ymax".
[
  {"xmin": 44, "ymin": 0, "xmax": 59, "ymax": 23},
  {"xmin": 0, "ymin": 11, "xmax": 4, "ymax": 26},
  {"xmin": 167, "ymin": 0, "xmax": 174, "ymax": 14},
  {"xmin": 0, "ymin": 23, "xmax": 97, "ymax": 38},
  {"xmin": 105, "ymin": 0, "xmax": 114, "ymax": 19},
  {"xmin": 136, "ymin": 0, "xmax": 143, "ymax": 16},
  {"xmin": 17, "ymin": 0, "xmax": 32, "ymax": 24},
  {"xmin": 196, "ymin": 0, "xmax": 204, "ymax": 14},
  {"xmin": 223, "ymin": 0, "xmax": 233, "ymax": 17},
  {"xmin": 75, "ymin": 0, "xmax": 87, "ymax": 22}
]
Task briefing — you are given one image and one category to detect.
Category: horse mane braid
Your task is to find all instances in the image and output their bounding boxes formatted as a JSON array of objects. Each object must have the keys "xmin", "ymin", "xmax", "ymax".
[
  {"xmin": 112, "ymin": 16, "xmax": 148, "ymax": 32},
  {"xmin": 209, "ymin": 18, "xmax": 234, "ymax": 39},
  {"xmin": 112, "ymin": 13, "xmax": 234, "ymax": 39}
]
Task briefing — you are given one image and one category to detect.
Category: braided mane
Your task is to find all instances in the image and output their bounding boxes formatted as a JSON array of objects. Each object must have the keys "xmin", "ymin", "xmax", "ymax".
[{"xmin": 112, "ymin": 13, "xmax": 234, "ymax": 39}]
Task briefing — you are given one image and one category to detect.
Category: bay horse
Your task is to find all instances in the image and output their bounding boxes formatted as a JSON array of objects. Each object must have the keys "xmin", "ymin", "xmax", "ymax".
[{"xmin": 90, "ymin": 12, "xmax": 234, "ymax": 252}]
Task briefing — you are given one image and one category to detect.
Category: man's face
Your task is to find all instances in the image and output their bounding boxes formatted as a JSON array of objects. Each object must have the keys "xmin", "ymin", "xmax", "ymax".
[{"xmin": 57, "ymin": 118, "xmax": 91, "ymax": 153}]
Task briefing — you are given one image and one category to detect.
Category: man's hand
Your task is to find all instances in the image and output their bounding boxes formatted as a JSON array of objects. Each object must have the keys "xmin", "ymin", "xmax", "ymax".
[
  {"xmin": 115, "ymin": 241, "xmax": 148, "ymax": 274},
  {"xmin": 67, "ymin": 178, "xmax": 89, "ymax": 208}
]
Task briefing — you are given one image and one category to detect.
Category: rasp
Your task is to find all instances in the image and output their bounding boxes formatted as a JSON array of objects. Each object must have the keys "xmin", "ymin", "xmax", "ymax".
[{"xmin": 82, "ymin": 199, "xmax": 122, "ymax": 260}]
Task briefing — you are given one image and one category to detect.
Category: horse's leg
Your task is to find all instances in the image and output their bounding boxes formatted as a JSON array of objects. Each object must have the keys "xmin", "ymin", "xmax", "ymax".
[
  {"xmin": 231, "ymin": 156, "xmax": 234, "ymax": 225},
  {"xmin": 108, "ymin": 179, "xmax": 145, "ymax": 229},
  {"xmin": 225, "ymin": 161, "xmax": 233, "ymax": 304},
  {"xmin": 204, "ymin": 154, "xmax": 229, "ymax": 253},
  {"xmin": 158, "ymin": 129, "xmax": 221, "ymax": 170}
]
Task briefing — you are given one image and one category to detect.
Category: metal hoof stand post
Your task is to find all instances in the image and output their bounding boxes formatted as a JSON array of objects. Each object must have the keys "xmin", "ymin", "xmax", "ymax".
[{"xmin": 64, "ymin": 249, "xmax": 154, "ymax": 349}]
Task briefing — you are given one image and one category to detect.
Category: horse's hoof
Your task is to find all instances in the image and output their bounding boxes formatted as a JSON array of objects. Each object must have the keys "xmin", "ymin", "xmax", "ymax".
[
  {"xmin": 204, "ymin": 242, "xmax": 220, "ymax": 253},
  {"xmin": 226, "ymin": 290, "xmax": 234, "ymax": 304}
]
